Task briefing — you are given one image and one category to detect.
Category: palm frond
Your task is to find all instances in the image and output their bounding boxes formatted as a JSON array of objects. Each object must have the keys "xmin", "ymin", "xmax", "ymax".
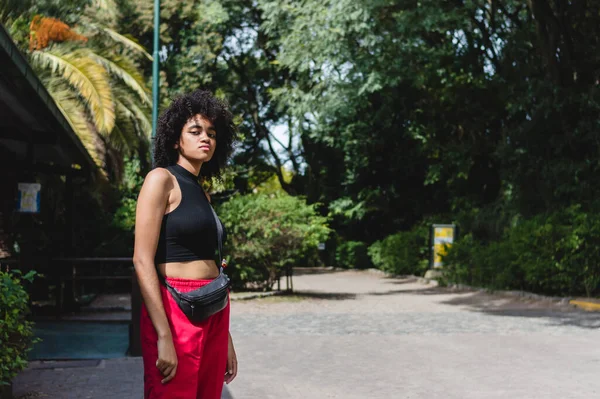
[
  {"xmin": 0, "ymin": 0, "xmax": 31, "ymax": 24},
  {"xmin": 122, "ymin": 96, "xmax": 152, "ymax": 140},
  {"xmin": 31, "ymin": 47, "xmax": 116, "ymax": 134},
  {"xmin": 44, "ymin": 80, "xmax": 104, "ymax": 168},
  {"xmin": 91, "ymin": 53, "xmax": 151, "ymax": 106},
  {"xmin": 110, "ymin": 124, "xmax": 132, "ymax": 153},
  {"xmin": 91, "ymin": 0, "xmax": 118, "ymax": 11},
  {"xmin": 89, "ymin": 0, "xmax": 119, "ymax": 24},
  {"xmin": 99, "ymin": 26, "xmax": 152, "ymax": 61},
  {"xmin": 112, "ymin": 100, "xmax": 141, "ymax": 152}
]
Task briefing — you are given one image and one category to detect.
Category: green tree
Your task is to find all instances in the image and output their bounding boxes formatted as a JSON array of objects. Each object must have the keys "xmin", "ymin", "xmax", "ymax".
[
  {"xmin": 218, "ymin": 193, "xmax": 330, "ymax": 290},
  {"xmin": 119, "ymin": 0, "xmax": 304, "ymax": 194},
  {"xmin": 261, "ymin": 0, "xmax": 600, "ymax": 241},
  {"xmin": 2, "ymin": 0, "xmax": 152, "ymax": 179}
]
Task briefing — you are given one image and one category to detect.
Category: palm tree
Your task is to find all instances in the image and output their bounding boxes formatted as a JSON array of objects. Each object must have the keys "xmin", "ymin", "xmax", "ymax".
[{"xmin": 23, "ymin": 1, "xmax": 152, "ymax": 180}]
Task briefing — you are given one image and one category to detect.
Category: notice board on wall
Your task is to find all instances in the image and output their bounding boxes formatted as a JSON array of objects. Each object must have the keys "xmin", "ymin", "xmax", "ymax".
[{"xmin": 17, "ymin": 183, "xmax": 41, "ymax": 213}]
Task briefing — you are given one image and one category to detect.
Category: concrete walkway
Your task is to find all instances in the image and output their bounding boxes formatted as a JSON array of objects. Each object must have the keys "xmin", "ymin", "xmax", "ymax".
[{"xmin": 14, "ymin": 268, "xmax": 600, "ymax": 398}]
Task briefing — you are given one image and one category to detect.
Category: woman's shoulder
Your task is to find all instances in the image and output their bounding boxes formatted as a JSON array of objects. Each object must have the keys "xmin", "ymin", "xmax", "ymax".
[
  {"xmin": 142, "ymin": 167, "xmax": 174, "ymax": 191},
  {"xmin": 146, "ymin": 166, "xmax": 173, "ymax": 180}
]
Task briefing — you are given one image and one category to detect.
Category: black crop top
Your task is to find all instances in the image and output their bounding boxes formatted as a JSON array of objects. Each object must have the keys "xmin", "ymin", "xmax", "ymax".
[{"xmin": 154, "ymin": 164, "xmax": 225, "ymax": 263}]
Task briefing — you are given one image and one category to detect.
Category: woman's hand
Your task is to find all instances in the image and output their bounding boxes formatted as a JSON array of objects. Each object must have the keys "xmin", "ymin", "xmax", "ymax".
[
  {"xmin": 224, "ymin": 332, "xmax": 238, "ymax": 384},
  {"xmin": 157, "ymin": 334, "xmax": 178, "ymax": 384}
]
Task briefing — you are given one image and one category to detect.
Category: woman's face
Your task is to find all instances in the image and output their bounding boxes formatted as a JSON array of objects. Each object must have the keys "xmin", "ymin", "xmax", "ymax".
[{"xmin": 177, "ymin": 114, "xmax": 217, "ymax": 164}]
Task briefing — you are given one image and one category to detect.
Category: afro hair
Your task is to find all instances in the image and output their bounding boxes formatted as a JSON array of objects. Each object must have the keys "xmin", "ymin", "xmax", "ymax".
[{"xmin": 153, "ymin": 89, "xmax": 236, "ymax": 180}]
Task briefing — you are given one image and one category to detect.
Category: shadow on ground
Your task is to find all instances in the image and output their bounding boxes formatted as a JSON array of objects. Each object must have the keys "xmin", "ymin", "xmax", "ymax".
[
  {"xmin": 282, "ymin": 290, "xmax": 358, "ymax": 300},
  {"xmin": 292, "ymin": 267, "xmax": 346, "ymax": 276},
  {"xmin": 367, "ymin": 279, "xmax": 600, "ymax": 329},
  {"xmin": 439, "ymin": 292, "xmax": 600, "ymax": 329},
  {"xmin": 369, "ymin": 287, "xmax": 448, "ymax": 296},
  {"xmin": 289, "ymin": 269, "xmax": 600, "ymax": 329},
  {"xmin": 384, "ymin": 277, "xmax": 420, "ymax": 285}
]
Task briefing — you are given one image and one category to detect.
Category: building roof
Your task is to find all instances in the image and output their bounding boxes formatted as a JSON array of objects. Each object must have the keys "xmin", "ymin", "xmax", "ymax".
[{"xmin": 0, "ymin": 23, "xmax": 96, "ymax": 173}]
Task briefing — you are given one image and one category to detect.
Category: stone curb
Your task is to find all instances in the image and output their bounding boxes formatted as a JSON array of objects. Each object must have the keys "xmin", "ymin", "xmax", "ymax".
[
  {"xmin": 568, "ymin": 299, "xmax": 600, "ymax": 312},
  {"xmin": 229, "ymin": 291, "xmax": 285, "ymax": 301}
]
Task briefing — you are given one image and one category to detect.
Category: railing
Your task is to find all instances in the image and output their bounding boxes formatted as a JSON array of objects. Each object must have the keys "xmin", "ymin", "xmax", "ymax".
[
  {"xmin": 51, "ymin": 257, "xmax": 134, "ymax": 315},
  {"xmin": 50, "ymin": 257, "xmax": 142, "ymax": 355},
  {"xmin": 2, "ymin": 256, "xmax": 294, "ymax": 357}
]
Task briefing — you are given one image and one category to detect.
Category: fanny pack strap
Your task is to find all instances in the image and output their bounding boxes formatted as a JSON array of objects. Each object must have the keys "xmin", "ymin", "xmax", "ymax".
[{"xmin": 207, "ymin": 202, "xmax": 225, "ymax": 266}]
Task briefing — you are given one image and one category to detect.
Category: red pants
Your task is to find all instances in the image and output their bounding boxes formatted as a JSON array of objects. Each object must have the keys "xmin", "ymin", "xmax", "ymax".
[{"xmin": 141, "ymin": 277, "xmax": 230, "ymax": 399}]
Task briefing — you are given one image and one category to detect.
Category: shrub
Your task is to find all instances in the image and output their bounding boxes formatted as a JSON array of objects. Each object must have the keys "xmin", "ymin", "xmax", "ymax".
[
  {"xmin": 0, "ymin": 270, "xmax": 37, "ymax": 386},
  {"xmin": 335, "ymin": 241, "xmax": 371, "ymax": 269},
  {"xmin": 442, "ymin": 206, "xmax": 600, "ymax": 296},
  {"xmin": 442, "ymin": 234, "xmax": 523, "ymax": 290},
  {"xmin": 368, "ymin": 225, "xmax": 429, "ymax": 276},
  {"xmin": 112, "ymin": 156, "xmax": 145, "ymax": 232},
  {"xmin": 218, "ymin": 193, "xmax": 330, "ymax": 290}
]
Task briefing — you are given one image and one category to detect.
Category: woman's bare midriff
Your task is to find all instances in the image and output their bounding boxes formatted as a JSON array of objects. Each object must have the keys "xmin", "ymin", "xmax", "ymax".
[{"xmin": 157, "ymin": 260, "xmax": 220, "ymax": 280}]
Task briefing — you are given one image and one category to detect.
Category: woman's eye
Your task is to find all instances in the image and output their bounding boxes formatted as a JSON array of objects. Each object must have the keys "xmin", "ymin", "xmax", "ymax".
[{"xmin": 208, "ymin": 133, "xmax": 216, "ymax": 139}]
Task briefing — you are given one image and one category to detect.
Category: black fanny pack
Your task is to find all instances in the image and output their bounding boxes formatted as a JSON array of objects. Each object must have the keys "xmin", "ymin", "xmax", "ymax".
[{"xmin": 159, "ymin": 202, "xmax": 230, "ymax": 323}]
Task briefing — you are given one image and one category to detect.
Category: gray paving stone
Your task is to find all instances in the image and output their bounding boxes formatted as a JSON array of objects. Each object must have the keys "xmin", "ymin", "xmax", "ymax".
[{"xmin": 13, "ymin": 269, "xmax": 600, "ymax": 399}]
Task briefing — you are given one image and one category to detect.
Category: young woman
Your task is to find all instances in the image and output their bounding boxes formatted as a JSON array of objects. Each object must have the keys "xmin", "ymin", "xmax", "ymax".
[{"xmin": 133, "ymin": 89, "xmax": 238, "ymax": 399}]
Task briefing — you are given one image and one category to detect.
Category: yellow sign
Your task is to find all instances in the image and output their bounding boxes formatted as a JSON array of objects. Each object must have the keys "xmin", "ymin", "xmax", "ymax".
[
  {"xmin": 432, "ymin": 225, "xmax": 455, "ymax": 268},
  {"xmin": 434, "ymin": 227, "xmax": 454, "ymax": 239},
  {"xmin": 433, "ymin": 243, "xmax": 448, "ymax": 266}
]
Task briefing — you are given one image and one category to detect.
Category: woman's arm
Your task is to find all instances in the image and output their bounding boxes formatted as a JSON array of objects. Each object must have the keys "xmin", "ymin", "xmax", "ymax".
[{"xmin": 133, "ymin": 168, "xmax": 177, "ymax": 383}]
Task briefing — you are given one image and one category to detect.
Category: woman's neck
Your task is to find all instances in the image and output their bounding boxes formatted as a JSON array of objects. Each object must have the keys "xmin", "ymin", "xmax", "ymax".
[{"xmin": 177, "ymin": 157, "xmax": 202, "ymax": 177}]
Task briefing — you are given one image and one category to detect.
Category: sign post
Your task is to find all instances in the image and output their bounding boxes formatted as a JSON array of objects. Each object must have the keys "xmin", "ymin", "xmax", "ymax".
[{"xmin": 151, "ymin": 0, "xmax": 160, "ymax": 151}]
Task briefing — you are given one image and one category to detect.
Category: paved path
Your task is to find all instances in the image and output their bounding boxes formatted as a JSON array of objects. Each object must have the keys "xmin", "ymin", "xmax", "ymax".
[{"xmin": 14, "ymin": 269, "xmax": 600, "ymax": 398}]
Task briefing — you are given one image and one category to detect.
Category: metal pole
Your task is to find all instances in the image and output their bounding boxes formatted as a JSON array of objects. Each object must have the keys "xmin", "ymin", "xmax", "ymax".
[{"xmin": 151, "ymin": 0, "xmax": 160, "ymax": 150}]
